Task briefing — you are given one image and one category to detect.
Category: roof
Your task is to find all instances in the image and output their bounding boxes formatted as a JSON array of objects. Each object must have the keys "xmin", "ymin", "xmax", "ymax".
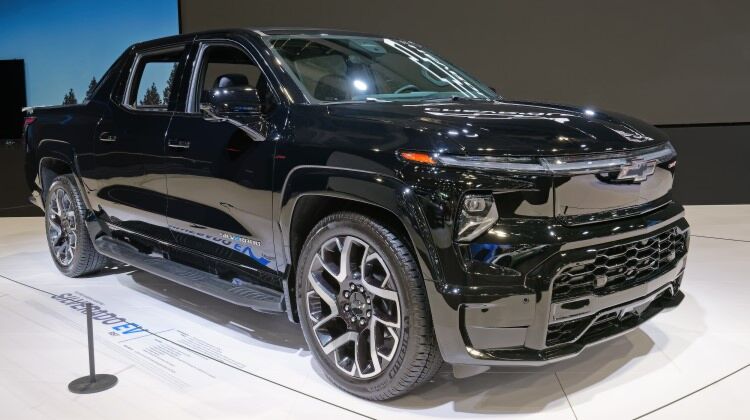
[
  {"xmin": 131, "ymin": 27, "xmax": 385, "ymax": 50},
  {"xmin": 249, "ymin": 27, "xmax": 383, "ymax": 38}
]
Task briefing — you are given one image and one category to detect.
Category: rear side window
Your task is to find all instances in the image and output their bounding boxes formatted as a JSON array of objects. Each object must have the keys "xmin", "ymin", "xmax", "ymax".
[{"xmin": 125, "ymin": 47, "xmax": 184, "ymax": 111}]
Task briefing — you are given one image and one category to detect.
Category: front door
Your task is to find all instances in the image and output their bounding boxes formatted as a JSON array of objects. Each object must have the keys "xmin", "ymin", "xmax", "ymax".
[
  {"xmin": 92, "ymin": 46, "xmax": 187, "ymax": 242},
  {"xmin": 164, "ymin": 41, "xmax": 283, "ymax": 287}
]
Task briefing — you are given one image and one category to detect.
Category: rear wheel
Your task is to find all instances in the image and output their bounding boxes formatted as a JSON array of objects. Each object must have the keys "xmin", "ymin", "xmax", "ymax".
[
  {"xmin": 296, "ymin": 212, "xmax": 442, "ymax": 400},
  {"xmin": 45, "ymin": 175, "xmax": 108, "ymax": 277}
]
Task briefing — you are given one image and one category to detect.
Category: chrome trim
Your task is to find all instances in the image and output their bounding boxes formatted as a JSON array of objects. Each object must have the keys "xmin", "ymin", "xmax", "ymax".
[
  {"xmin": 98, "ymin": 132, "xmax": 117, "ymax": 142},
  {"xmin": 540, "ymin": 143, "xmax": 676, "ymax": 175},
  {"xmin": 435, "ymin": 155, "xmax": 547, "ymax": 173},
  {"xmin": 166, "ymin": 139, "xmax": 191, "ymax": 149},
  {"xmin": 435, "ymin": 142, "xmax": 677, "ymax": 176}
]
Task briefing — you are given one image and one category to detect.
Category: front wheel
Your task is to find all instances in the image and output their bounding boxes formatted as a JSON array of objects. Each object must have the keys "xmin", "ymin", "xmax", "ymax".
[{"xmin": 296, "ymin": 212, "xmax": 442, "ymax": 400}]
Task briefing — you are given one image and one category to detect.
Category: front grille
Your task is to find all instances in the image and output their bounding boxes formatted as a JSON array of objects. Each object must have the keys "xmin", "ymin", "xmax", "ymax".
[{"xmin": 552, "ymin": 227, "xmax": 688, "ymax": 302}]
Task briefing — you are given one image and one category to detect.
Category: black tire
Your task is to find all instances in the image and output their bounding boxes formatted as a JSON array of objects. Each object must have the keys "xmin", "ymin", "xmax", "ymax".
[
  {"xmin": 44, "ymin": 175, "xmax": 108, "ymax": 277},
  {"xmin": 296, "ymin": 212, "xmax": 442, "ymax": 400}
]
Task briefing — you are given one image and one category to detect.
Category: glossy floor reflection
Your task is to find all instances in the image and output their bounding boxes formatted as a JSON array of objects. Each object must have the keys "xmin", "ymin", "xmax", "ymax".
[{"xmin": 0, "ymin": 205, "xmax": 748, "ymax": 419}]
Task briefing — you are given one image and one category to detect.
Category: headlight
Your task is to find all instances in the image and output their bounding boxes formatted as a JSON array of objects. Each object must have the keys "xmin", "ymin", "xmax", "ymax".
[
  {"xmin": 456, "ymin": 194, "xmax": 498, "ymax": 242},
  {"xmin": 436, "ymin": 154, "xmax": 546, "ymax": 173}
]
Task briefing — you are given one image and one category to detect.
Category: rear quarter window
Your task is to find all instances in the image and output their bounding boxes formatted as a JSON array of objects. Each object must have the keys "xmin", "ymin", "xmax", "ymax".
[{"xmin": 124, "ymin": 47, "xmax": 184, "ymax": 111}]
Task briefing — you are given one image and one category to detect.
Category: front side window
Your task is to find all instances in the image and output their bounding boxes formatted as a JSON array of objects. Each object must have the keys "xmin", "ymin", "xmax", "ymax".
[
  {"xmin": 191, "ymin": 44, "xmax": 275, "ymax": 115},
  {"xmin": 266, "ymin": 35, "xmax": 497, "ymax": 103},
  {"xmin": 126, "ymin": 48, "xmax": 183, "ymax": 110}
]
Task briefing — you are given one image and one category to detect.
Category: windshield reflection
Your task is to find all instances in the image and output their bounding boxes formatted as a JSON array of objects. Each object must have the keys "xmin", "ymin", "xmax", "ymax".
[{"xmin": 265, "ymin": 35, "xmax": 498, "ymax": 103}]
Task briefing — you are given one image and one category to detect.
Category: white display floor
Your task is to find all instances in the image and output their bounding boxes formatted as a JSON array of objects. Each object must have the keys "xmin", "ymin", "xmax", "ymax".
[{"xmin": 1, "ymin": 205, "xmax": 749, "ymax": 419}]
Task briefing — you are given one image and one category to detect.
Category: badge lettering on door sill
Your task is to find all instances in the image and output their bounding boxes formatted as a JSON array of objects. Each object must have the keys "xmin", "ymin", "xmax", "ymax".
[{"xmin": 220, "ymin": 232, "xmax": 261, "ymax": 247}]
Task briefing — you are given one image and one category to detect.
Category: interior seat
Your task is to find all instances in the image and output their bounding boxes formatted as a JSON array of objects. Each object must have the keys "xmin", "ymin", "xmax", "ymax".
[
  {"xmin": 214, "ymin": 73, "xmax": 249, "ymax": 88},
  {"xmin": 202, "ymin": 73, "xmax": 251, "ymax": 104},
  {"xmin": 314, "ymin": 74, "xmax": 350, "ymax": 101}
]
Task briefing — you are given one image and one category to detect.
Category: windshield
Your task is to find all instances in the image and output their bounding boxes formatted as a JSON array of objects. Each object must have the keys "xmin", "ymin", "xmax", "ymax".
[{"xmin": 265, "ymin": 35, "xmax": 498, "ymax": 103}]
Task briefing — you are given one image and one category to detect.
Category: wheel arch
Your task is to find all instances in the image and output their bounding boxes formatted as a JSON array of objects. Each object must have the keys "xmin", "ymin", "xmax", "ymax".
[
  {"xmin": 33, "ymin": 136, "xmax": 79, "ymax": 200},
  {"xmin": 37, "ymin": 153, "xmax": 94, "ymax": 217},
  {"xmin": 38, "ymin": 157, "xmax": 74, "ymax": 197},
  {"xmin": 278, "ymin": 166, "xmax": 443, "ymax": 322}
]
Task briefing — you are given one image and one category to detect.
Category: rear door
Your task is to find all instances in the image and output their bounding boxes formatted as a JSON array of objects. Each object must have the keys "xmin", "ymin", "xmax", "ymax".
[
  {"xmin": 163, "ymin": 39, "xmax": 285, "ymax": 287},
  {"xmin": 91, "ymin": 45, "xmax": 189, "ymax": 241}
]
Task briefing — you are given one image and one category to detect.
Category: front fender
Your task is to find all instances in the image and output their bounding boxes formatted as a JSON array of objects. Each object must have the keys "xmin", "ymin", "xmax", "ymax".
[{"xmin": 278, "ymin": 165, "xmax": 444, "ymax": 284}]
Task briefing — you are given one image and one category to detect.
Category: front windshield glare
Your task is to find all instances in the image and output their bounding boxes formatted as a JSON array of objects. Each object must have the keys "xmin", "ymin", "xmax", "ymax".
[{"xmin": 266, "ymin": 35, "xmax": 498, "ymax": 103}]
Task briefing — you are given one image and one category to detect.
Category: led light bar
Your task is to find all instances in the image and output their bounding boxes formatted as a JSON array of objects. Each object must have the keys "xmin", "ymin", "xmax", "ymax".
[{"xmin": 434, "ymin": 142, "xmax": 677, "ymax": 175}]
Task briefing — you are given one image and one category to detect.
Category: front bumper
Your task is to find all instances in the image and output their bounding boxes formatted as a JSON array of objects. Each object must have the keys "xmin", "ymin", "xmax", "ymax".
[{"xmin": 427, "ymin": 203, "xmax": 689, "ymax": 366}]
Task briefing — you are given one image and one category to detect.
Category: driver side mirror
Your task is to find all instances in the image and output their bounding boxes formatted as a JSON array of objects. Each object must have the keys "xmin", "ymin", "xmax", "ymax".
[{"xmin": 207, "ymin": 86, "xmax": 262, "ymax": 116}]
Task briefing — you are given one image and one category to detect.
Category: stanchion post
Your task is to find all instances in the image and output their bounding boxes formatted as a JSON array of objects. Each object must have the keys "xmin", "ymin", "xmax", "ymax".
[
  {"xmin": 87, "ymin": 302, "xmax": 96, "ymax": 381},
  {"xmin": 68, "ymin": 302, "xmax": 118, "ymax": 394}
]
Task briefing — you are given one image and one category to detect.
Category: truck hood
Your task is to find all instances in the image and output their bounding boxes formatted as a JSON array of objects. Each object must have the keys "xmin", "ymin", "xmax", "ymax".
[{"xmin": 326, "ymin": 100, "xmax": 668, "ymax": 157}]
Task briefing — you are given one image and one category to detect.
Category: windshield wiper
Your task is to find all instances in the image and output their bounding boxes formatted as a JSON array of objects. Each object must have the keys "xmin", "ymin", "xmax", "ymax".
[
  {"xmin": 419, "ymin": 95, "xmax": 494, "ymax": 103},
  {"xmin": 364, "ymin": 97, "xmax": 392, "ymax": 103}
]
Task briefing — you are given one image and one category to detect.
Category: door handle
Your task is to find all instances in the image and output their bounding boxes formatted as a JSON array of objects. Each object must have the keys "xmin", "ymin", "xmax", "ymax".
[
  {"xmin": 99, "ymin": 132, "xmax": 117, "ymax": 142},
  {"xmin": 167, "ymin": 139, "xmax": 191, "ymax": 149}
]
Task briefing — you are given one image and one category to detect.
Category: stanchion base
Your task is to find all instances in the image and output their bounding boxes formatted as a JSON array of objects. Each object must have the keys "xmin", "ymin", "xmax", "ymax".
[{"xmin": 68, "ymin": 374, "xmax": 118, "ymax": 394}]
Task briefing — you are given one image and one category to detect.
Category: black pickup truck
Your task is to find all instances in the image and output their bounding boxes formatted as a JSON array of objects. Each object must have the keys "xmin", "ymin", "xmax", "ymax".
[{"xmin": 23, "ymin": 28, "xmax": 689, "ymax": 400}]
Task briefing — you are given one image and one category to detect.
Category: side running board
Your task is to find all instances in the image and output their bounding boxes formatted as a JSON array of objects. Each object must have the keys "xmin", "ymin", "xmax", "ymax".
[{"xmin": 93, "ymin": 236, "xmax": 284, "ymax": 313}]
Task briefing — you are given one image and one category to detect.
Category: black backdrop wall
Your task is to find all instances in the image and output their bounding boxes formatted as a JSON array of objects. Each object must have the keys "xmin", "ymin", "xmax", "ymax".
[
  {"xmin": 1, "ymin": 2, "xmax": 747, "ymax": 217},
  {"xmin": 178, "ymin": 0, "xmax": 750, "ymax": 205},
  {"xmin": 0, "ymin": 60, "xmax": 26, "ymax": 139},
  {"xmin": 179, "ymin": 0, "xmax": 750, "ymax": 126},
  {"xmin": 0, "ymin": 59, "xmax": 38, "ymax": 217}
]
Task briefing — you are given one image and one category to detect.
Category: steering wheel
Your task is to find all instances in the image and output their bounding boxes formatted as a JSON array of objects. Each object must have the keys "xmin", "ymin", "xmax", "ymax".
[{"xmin": 393, "ymin": 84, "xmax": 420, "ymax": 94}]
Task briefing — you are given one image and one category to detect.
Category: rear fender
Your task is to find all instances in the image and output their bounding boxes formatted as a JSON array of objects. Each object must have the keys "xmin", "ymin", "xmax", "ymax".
[{"xmin": 36, "ymin": 142, "xmax": 96, "ymax": 221}]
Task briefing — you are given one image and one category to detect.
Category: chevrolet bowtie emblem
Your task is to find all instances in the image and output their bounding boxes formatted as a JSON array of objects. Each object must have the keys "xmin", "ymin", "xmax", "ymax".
[{"xmin": 617, "ymin": 159, "xmax": 656, "ymax": 182}]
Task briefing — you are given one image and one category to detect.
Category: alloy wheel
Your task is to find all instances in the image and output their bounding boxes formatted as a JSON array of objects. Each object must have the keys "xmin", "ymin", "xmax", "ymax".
[
  {"xmin": 47, "ymin": 187, "xmax": 77, "ymax": 266},
  {"xmin": 306, "ymin": 235, "xmax": 401, "ymax": 379}
]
